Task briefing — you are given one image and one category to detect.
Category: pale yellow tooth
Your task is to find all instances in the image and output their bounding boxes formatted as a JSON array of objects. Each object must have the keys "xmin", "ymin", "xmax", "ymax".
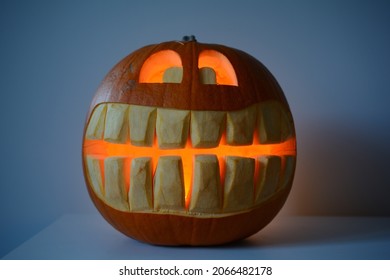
[
  {"xmin": 199, "ymin": 67, "xmax": 217, "ymax": 84},
  {"xmin": 226, "ymin": 104, "xmax": 257, "ymax": 145},
  {"xmin": 104, "ymin": 157, "xmax": 129, "ymax": 211},
  {"xmin": 129, "ymin": 157, "xmax": 153, "ymax": 211},
  {"xmin": 163, "ymin": 67, "xmax": 183, "ymax": 83},
  {"xmin": 255, "ymin": 156, "xmax": 281, "ymax": 203},
  {"xmin": 279, "ymin": 156, "xmax": 296, "ymax": 190},
  {"xmin": 85, "ymin": 156, "xmax": 104, "ymax": 198},
  {"xmin": 156, "ymin": 108, "xmax": 190, "ymax": 148},
  {"xmin": 85, "ymin": 104, "xmax": 107, "ymax": 140},
  {"xmin": 153, "ymin": 156, "xmax": 185, "ymax": 211},
  {"xmin": 258, "ymin": 101, "xmax": 293, "ymax": 144},
  {"xmin": 223, "ymin": 156, "xmax": 255, "ymax": 212},
  {"xmin": 128, "ymin": 105, "xmax": 156, "ymax": 147},
  {"xmin": 191, "ymin": 110, "xmax": 225, "ymax": 148},
  {"xmin": 189, "ymin": 155, "xmax": 222, "ymax": 213},
  {"xmin": 103, "ymin": 104, "xmax": 129, "ymax": 143}
]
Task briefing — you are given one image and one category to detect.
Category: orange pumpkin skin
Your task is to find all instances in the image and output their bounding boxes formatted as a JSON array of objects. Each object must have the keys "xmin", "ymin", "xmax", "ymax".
[
  {"xmin": 86, "ymin": 178, "xmax": 291, "ymax": 245},
  {"xmin": 82, "ymin": 38, "xmax": 296, "ymax": 246},
  {"xmin": 87, "ymin": 40, "xmax": 290, "ymax": 114}
]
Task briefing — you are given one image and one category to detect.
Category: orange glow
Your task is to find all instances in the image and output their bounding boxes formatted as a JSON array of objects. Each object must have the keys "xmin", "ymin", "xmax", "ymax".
[
  {"xmin": 84, "ymin": 135, "xmax": 296, "ymax": 207},
  {"xmin": 139, "ymin": 50, "xmax": 182, "ymax": 83},
  {"xmin": 198, "ymin": 50, "xmax": 238, "ymax": 86}
]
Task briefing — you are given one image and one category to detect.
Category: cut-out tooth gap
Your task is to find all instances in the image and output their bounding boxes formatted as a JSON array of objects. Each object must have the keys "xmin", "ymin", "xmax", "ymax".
[{"xmin": 182, "ymin": 139, "xmax": 194, "ymax": 208}]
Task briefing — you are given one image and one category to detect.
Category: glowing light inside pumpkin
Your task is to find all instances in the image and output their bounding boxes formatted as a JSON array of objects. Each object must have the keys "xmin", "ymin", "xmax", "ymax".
[
  {"xmin": 198, "ymin": 50, "xmax": 238, "ymax": 86},
  {"xmin": 139, "ymin": 50, "xmax": 182, "ymax": 83},
  {"xmin": 138, "ymin": 49, "xmax": 238, "ymax": 86},
  {"xmin": 83, "ymin": 134, "xmax": 295, "ymax": 207}
]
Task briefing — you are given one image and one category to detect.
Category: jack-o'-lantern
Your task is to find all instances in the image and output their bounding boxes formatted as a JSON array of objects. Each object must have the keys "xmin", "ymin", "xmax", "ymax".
[{"xmin": 82, "ymin": 36, "xmax": 296, "ymax": 246}]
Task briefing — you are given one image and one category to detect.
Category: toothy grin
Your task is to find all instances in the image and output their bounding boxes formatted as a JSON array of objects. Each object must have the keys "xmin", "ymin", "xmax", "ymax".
[{"xmin": 83, "ymin": 101, "xmax": 296, "ymax": 216}]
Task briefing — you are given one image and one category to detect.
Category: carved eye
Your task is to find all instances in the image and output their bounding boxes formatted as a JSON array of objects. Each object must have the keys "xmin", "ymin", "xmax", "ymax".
[
  {"xmin": 198, "ymin": 50, "xmax": 238, "ymax": 86},
  {"xmin": 139, "ymin": 50, "xmax": 183, "ymax": 83}
]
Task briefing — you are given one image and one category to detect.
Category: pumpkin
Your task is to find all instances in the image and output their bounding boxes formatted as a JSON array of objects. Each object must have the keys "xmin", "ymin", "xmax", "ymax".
[{"xmin": 82, "ymin": 36, "xmax": 296, "ymax": 246}]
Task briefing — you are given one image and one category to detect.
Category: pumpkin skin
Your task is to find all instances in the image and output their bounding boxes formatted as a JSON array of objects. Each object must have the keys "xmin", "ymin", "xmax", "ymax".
[{"xmin": 82, "ymin": 37, "xmax": 296, "ymax": 246}]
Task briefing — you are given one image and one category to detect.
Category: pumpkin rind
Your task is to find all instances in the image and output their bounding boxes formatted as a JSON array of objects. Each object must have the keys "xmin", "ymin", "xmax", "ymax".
[
  {"xmin": 85, "ymin": 174, "xmax": 292, "ymax": 246},
  {"xmin": 88, "ymin": 41, "xmax": 289, "ymax": 116},
  {"xmin": 82, "ymin": 39, "xmax": 296, "ymax": 246}
]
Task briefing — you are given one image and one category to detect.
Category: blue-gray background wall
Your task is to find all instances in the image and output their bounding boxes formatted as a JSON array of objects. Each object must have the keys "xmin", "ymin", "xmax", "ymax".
[{"xmin": 1, "ymin": 0, "xmax": 390, "ymax": 257}]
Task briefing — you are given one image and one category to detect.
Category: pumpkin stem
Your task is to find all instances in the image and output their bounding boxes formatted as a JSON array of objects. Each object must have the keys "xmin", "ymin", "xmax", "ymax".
[{"xmin": 182, "ymin": 35, "xmax": 197, "ymax": 42}]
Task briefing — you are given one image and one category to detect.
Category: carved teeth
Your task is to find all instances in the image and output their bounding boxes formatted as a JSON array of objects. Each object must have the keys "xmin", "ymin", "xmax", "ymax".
[
  {"xmin": 128, "ymin": 105, "xmax": 156, "ymax": 147},
  {"xmin": 85, "ymin": 104, "xmax": 107, "ymax": 140},
  {"xmin": 189, "ymin": 155, "xmax": 222, "ymax": 213},
  {"xmin": 156, "ymin": 108, "xmax": 190, "ymax": 148},
  {"xmin": 153, "ymin": 156, "xmax": 185, "ymax": 211},
  {"xmin": 223, "ymin": 156, "xmax": 255, "ymax": 213},
  {"xmin": 129, "ymin": 157, "xmax": 153, "ymax": 211},
  {"xmin": 84, "ymin": 154, "xmax": 295, "ymax": 214},
  {"xmin": 86, "ymin": 101, "xmax": 293, "ymax": 147},
  {"xmin": 84, "ymin": 102, "xmax": 296, "ymax": 215},
  {"xmin": 226, "ymin": 104, "xmax": 257, "ymax": 145},
  {"xmin": 255, "ymin": 156, "xmax": 281, "ymax": 203},
  {"xmin": 104, "ymin": 104, "xmax": 129, "ymax": 143},
  {"xmin": 258, "ymin": 100, "xmax": 293, "ymax": 144},
  {"xmin": 104, "ymin": 156, "xmax": 129, "ymax": 211},
  {"xmin": 279, "ymin": 156, "xmax": 296, "ymax": 190},
  {"xmin": 85, "ymin": 156, "xmax": 104, "ymax": 197},
  {"xmin": 191, "ymin": 110, "xmax": 225, "ymax": 148}
]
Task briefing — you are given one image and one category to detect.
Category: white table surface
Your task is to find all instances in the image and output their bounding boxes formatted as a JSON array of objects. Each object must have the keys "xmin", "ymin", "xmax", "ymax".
[{"xmin": 3, "ymin": 214, "xmax": 390, "ymax": 259}]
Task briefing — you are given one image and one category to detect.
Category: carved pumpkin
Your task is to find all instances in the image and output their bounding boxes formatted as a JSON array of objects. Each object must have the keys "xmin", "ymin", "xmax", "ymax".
[{"xmin": 82, "ymin": 36, "xmax": 296, "ymax": 246}]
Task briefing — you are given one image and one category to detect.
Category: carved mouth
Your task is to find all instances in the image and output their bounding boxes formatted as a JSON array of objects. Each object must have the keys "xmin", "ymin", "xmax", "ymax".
[{"xmin": 83, "ymin": 101, "xmax": 296, "ymax": 217}]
